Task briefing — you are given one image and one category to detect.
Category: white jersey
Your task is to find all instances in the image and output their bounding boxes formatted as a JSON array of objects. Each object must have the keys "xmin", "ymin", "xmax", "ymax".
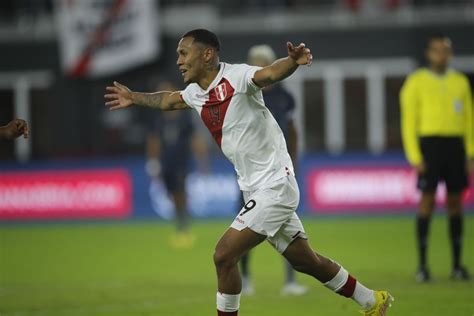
[{"xmin": 180, "ymin": 62, "xmax": 294, "ymax": 191}]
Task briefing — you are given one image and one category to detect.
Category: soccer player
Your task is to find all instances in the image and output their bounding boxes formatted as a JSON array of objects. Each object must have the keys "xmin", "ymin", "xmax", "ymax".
[
  {"xmin": 105, "ymin": 29, "xmax": 393, "ymax": 315},
  {"xmin": 239, "ymin": 44, "xmax": 307, "ymax": 296},
  {"xmin": 400, "ymin": 34, "xmax": 472, "ymax": 282},
  {"xmin": 0, "ymin": 119, "xmax": 28, "ymax": 140}
]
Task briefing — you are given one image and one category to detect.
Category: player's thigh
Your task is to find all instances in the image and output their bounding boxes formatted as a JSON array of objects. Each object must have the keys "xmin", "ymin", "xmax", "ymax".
[
  {"xmin": 163, "ymin": 169, "xmax": 187, "ymax": 194},
  {"xmin": 280, "ymin": 230, "xmax": 339, "ymax": 281},
  {"xmin": 214, "ymin": 227, "xmax": 266, "ymax": 264},
  {"xmin": 447, "ymin": 192, "xmax": 463, "ymax": 215},
  {"xmin": 418, "ymin": 137, "xmax": 442, "ymax": 192},
  {"xmin": 419, "ymin": 191, "xmax": 436, "ymax": 216},
  {"xmin": 443, "ymin": 138, "xmax": 468, "ymax": 193}
]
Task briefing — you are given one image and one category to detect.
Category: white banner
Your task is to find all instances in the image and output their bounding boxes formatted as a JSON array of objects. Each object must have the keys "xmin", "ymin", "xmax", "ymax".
[{"xmin": 55, "ymin": 0, "xmax": 160, "ymax": 78}]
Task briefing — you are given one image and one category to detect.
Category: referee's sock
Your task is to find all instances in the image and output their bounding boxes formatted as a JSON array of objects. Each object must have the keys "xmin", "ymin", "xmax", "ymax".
[
  {"xmin": 449, "ymin": 214, "xmax": 463, "ymax": 270},
  {"xmin": 416, "ymin": 216, "xmax": 430, "ymax": 268}
]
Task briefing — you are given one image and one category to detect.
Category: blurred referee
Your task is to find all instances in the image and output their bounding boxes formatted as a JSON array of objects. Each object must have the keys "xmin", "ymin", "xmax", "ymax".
[{"xmin": 400, "ymin": 34, "xmax": 473, "ymax": 282}]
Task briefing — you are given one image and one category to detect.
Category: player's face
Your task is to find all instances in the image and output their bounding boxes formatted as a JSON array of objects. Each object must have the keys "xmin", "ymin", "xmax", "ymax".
[
  {"xmin": 176, "ymin": 37, "xmax": 206, "ymax": 84},
  {"xmin": 426, "ymin": 38, "xmax": 452, "ymax": 70}
]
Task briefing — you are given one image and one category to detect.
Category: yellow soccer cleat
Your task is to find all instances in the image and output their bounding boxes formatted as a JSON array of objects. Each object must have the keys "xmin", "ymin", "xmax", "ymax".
[{"xmin": 361, "ymin": 291, "xmax": 394, "ymax": 316}]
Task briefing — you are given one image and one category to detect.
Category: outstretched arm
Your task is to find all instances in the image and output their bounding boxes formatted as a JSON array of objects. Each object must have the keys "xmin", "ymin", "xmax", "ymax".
[
  {"xmin": 104, "ymin": 81, "xmax": 190, "ymax": 111},
  {"xmin": 252, "ymin": 42, "xmax": 313, "ymax": 88}
]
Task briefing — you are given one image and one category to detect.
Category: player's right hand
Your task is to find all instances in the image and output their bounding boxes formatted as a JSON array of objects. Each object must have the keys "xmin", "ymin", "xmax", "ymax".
[
  {"xmin": 2, "ymin": 119, "xmax": 29, "ymax": 139},
  {"xmin": 287, "ymin": 42, "xmax": 313, "ymax": 66},
  {"xmin": 104, "ymin": 81, "xmax": 134, "ymax": 110}
]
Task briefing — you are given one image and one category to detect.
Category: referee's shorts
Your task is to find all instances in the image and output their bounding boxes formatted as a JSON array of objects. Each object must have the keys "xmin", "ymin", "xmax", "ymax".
[{"xmin": 418, "ymin": 136, "xmax": 468, "ymax": 193}]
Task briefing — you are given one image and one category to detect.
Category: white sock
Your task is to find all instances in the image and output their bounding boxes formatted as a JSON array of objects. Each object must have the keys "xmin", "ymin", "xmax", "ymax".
[
  {"xmin": 216, "ymin": 292, "xmax": 240, "ymax": 312},
  {"xmin": 324, "ymin": 266, "xmax": 349, "ymax": 292},
  {"xmin": 352, "ymin": 282, "xmax": 375, "ymax": 309},
  {"xmin": 324, "ymin": 266, "xmax": 375, "ymax": 309}
]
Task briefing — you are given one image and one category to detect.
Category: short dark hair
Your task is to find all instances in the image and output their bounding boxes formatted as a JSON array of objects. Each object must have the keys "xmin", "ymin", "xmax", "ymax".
[{"xmin": 182, "ymin": 29, "xmax": 220, "ymax": 51}]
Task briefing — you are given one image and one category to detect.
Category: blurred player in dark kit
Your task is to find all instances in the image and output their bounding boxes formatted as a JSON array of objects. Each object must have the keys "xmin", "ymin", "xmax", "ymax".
[{"xmin": 146, "ymin": 81, "xmax": 208, "ymax": 249}]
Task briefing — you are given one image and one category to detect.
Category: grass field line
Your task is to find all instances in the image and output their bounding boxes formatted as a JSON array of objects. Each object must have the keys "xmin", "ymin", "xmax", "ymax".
[{"xmin": 1, "ymin": 295, "xmax": 211, "ymax": 316}]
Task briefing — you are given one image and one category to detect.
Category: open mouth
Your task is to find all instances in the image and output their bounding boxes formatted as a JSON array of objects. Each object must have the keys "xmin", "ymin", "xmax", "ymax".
[{"xmin": 180, "ymin": 69, "xmax": 187, "ymax": 76}]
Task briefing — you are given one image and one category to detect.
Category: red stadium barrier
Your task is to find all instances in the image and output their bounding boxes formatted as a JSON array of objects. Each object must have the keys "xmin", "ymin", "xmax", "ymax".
[{"xmin": 0, "ymin": 169, "xmax": 132, "ymax": 220}]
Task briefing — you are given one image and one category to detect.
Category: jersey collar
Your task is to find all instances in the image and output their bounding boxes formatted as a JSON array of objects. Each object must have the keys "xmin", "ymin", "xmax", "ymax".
[
  {"xmin": 203, "ymin": 62, "xmax": 226, "ymax": 93},
  {"xmin": 426, "ymin": 67, "xmax": 452, "ymax": 79}
]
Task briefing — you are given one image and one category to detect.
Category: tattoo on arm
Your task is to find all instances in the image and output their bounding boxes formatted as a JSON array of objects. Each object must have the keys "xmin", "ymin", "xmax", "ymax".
[
  {"xmin": 132, "ymin": 91, "xmax": 189, "ymax": 111},
  {"xmin": 164, "ymin": 102, "xmax": 182, "ymax": 111},
  {"xmin": 132, "ymin": 92, "xmax": 166, "ymax": 109}
]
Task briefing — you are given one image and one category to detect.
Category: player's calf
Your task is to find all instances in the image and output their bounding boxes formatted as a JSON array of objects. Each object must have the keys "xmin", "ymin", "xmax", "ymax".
[
  {"xmin": 213, "ymin": 242, "xmax": 243, "ymax": 315},
  {"xmin": 283, "ymin": 237, "xmax": 339, "ymax": 282}
]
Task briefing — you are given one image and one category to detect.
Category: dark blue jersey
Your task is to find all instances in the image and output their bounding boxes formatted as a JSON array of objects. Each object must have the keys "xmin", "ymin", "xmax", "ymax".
[
  {"xmin": 154, "ymin": 111, "xmax": 194, "ymax": 170},
  {"xmin": 263, "ymin": 84, "xmax": 295, "ymax": 137}
]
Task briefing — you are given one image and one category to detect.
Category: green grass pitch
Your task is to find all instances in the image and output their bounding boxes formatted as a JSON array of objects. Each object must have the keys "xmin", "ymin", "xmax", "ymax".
[{"xmin": 1, "ymin": 216, "xmax": 473, "ymax": 316}]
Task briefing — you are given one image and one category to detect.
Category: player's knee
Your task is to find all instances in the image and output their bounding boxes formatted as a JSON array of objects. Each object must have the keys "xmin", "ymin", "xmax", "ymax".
[
  {"xmin": 419, "ymin": 192, "xmax": 435, "ymax": 217},
  {"xmin": 213, "ymin": 248, "xmax": 238, "ymax": 270},
  {"xmin": 447, "ymin": 193, "xmax": 462, "ymax": 215},
  {"xmin": 447, "ymin": 203, "xmax": 462, "ymax": 216}
]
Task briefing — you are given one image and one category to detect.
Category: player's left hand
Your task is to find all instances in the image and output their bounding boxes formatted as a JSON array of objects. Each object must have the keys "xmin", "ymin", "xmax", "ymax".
[{"xmin": 287, "ymin": 42, "xmax": 313, "ymax": 66}]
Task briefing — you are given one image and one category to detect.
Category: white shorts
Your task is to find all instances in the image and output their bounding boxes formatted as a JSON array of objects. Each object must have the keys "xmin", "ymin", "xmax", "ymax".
[{"xmin": 231, "ymin": 175, "xmax": 307, "ymax": 253}]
